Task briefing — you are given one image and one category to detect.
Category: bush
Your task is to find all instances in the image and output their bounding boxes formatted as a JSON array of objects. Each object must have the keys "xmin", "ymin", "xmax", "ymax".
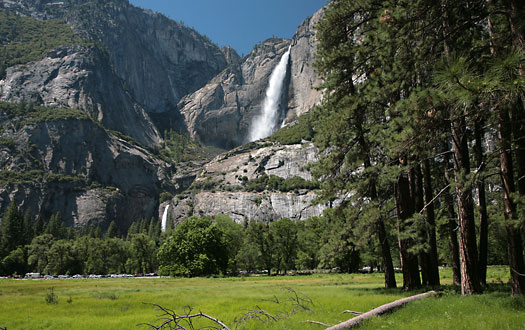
[{"xmin": 45, "ymin": 288, "xmax": 59, "ymax": 305}]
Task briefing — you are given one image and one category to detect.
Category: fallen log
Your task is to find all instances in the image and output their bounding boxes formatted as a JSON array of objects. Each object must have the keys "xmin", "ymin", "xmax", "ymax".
[{"xmin": 326, "ymin": 291, "xmax": 437, "ymax": 330}]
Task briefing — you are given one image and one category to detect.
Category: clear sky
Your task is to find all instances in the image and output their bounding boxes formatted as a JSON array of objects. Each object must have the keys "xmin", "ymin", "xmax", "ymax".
[{"xmin": 129, "ymin": 0, "xmax": 326, "ymax": 57}]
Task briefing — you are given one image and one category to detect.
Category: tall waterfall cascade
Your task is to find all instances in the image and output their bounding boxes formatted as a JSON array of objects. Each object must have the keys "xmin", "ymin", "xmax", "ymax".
[
  {"xmin": 161, "ymin": 204, "xmax": 170, "ymax": 232},
  {"xmin": 248, "ymin": 46, "xmax": 291, "ymax": 141}
]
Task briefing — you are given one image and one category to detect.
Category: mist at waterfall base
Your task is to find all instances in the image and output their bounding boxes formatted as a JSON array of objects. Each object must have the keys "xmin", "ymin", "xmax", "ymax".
[
  {"xmin": 161, "ymin": 204, "xmax": 169, "ymax": 232},
  {"xmin": 248, "ymin": 46, "xmax": 291, "ymax": 142}
]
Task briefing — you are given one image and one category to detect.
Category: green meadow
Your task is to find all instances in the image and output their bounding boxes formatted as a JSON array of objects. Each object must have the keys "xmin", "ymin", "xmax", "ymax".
[{"xmin": 0, "ymin": 267, "xmax": 523, "ymax": 330}]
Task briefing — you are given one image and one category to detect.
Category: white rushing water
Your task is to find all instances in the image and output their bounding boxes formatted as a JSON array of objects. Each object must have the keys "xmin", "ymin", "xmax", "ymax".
[
  {"xmin": 161, "ymin": 204, "xmax": 169, "ymax": 232},
  {"xmin": 248, "ymin": 46, "xmax": 291, "ymax": 141}
]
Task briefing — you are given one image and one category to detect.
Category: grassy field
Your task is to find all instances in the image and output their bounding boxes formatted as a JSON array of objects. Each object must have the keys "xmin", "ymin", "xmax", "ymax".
[{"xmin": 0, "ymin": 267, "xmax": 523, "ymax": 329}]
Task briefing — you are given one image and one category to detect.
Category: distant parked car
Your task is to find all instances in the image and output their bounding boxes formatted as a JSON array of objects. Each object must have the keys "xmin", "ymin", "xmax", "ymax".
[{"xmin": 25, "ymin": 272, "xmax": 41, "ymax": 279}]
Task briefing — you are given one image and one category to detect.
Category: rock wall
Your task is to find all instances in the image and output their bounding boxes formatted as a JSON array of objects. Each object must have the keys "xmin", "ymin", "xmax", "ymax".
[
  {"xmin": 0, "ymin": 46, "xmax": 162, "ymax": 147},
  {"xmin": 0, "ymin": 115, "xmax": 171, "ymax": 230},
  {"xmin": 285, "ymin": 8, "xmax": 323, "ymax": 122},
  {"xmin": 164, "ymin": 142, "xmax": 330, "ymax": 224},
  {"xmin": 178, "ymin": 38, "xmax": 292, "ymax": 149},
  {"xmin": 0, "ymin": 0, "xmax": 230, "ymax": 146}
]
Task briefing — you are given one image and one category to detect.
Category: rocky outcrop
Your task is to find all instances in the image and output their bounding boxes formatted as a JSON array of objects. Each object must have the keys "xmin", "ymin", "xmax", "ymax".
[
  {"xmin": 65, "ymin": 0, "xmax": 229, "ymax": 113},
  {"xmin": 178, "ymin": 38, "xmax": 292, "ymax": 149},
  {"xmin": 166, "ymin": 191, "xmax": 327, "ymax": 224},
  {"xmin": 0, "ymin": 0, "xmax": 230, "ymax": 146},
  {"xmin": 285, "ymin": 8, "xmax": 323, "ymax": 122},
  {"xmin": 0, "ymin": 46, "xmax": 162, "ymax": 147},
  {"xmin": 176, "ymin": 9, "xmax": 323, "ymax": 149},
  {"xmin": 164, "ymin": 141, "xmax": 330, "ymax": 224},
  {"xmin": 0, "ymin": 113, "xmax": 172, "ymax": 230}
]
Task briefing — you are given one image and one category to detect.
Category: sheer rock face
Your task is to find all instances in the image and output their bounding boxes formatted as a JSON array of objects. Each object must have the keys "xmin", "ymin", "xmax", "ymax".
[
  {"xmin": 0, "ymin": 0, "xmax": 230, "ymax": 147},
  {"xmin": 0, "ymin": 116, "xmax": 171, "ymax": 230},
  {"xmin": 285, "ymin": 8, "xmax": 323, "ymax": 122},
  {"xmin": 178, "ymin": 38, "xmax": 292, "ymax": 149},
  {"xmin": 0, "ymin": 46, "xmax": 162, "ymax": 147},
  {"xmin": 177, "ymin": 9, "xmax": 323, "ymax": 150},
  {"xmin": 165, "ymin": 142, "xmax": 331, "ymax": 224}
]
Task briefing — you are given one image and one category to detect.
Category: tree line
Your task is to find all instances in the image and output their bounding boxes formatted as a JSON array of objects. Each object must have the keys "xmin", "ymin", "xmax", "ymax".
[
  {"xmin": 0, "ymin": 201, "xmax": 509, "ymax": 278},
  {"xmin": 312, "ymin": 0, "xmax": 524, "ymax": 295}
]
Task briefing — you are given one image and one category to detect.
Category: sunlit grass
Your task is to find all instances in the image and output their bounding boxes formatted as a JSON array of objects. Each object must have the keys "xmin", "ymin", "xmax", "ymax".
[{"xmin": 0, "ymin": 267, "xmax": 522, "ymax": 329}]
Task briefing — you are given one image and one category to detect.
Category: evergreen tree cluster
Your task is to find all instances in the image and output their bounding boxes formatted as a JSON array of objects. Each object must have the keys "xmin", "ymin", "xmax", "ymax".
[
  {"xmin": 0, "ymin": 202, "xmax": 161, "ymax": 276},
  {"xmin": 313, "ymin": 0, "xmax": 524, "ymax": 295},
  {"xmin": 0, "ymin": 202, "xmax": 388, "ymax": 277}
]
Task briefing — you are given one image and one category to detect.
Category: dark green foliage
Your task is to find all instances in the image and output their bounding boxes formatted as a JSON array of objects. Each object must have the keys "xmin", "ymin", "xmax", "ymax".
[
  {"xmin": 0, "ymin": 9, "xmax": 90, "ymax": 78},
  {"xmin": 106, "ymin": 221, "xmax": 118, "ymax": 239},
  {"xmin": 157, "ymin": 129, "xmax": 223, "ymax": 165},
  {"xmin": 214, "ymin": 214, "xmax": 244, "ymax": 274},
  {"xmin": 44, "ymin": 213, "xmax": 67, "ymax": 239},
  {"xmin": 127, "ymin": 233, "xmax": 157, "ymax": 274},
  {"xmin": 270, "ymin": 114, "xmax": 314, "ymax": 145},
  {"xmin": 245, "ymin": 221, "xmax": 275, "ymax": 275},
  {"xmin": 270, "ymin": 218, "xmax": 298, "ymax": 274},
  {"xmin": 0, "ymin": 101, "xmax": 91, "ymax": 126},
  {"xmin": 159, "ymin": 192, "xmax": 173, "ymax": 203},
  {"xmin": 244, "ymin": 174, "xmax": 319, "ymax": 193},
  {"xmin": 157, "ymin": 217, "xmax": 229, "ymax": 276},
  {"xmin": 0, "ymin": 202, "xmax": 23, "ymax": 257}
]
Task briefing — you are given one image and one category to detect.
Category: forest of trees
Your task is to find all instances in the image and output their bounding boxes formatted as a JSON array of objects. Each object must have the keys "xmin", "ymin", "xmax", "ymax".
[
  {"xmin": 0, "ymin": 204, "xmax": 389, "ymax": 278},
  {"xmin": 312, "ymin": 0, "xmax": 524, "ymax": 295}
]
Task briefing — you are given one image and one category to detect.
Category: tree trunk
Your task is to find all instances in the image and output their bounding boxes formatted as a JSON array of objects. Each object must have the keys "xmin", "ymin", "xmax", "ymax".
[
  {"xmin": 474, "ymin": 121, "xmax": 489, "ymax": 286},
  {"xmin": 326, "ymin": 291, "xmax": 437, "ymax": 330},
  {"xmin": 422, "ymin": 159, "xmax": 440, "ymax": 286},
  {"xmin": 498, "ymin": 106, "xmax": 525, "ymax": 295},
  {"xmin": 443, "ymin": 147, "xmax": 461, "ymax": 286},
  {"xmin": 451, "ymin": 116, "xmax": 482, "ymax": 295},
  {"xmin": 376, "ymin": 217, "xmax": 397, "ymax": 289},
  {"xmin": 359, "ymin": 123, "xmax": 397, "ymax": 289},
  {"xmin": 395, "ymin": 170, "xmax": 421, "ymax": 290},
  {"xmin": 410, "ymin": 165, "xmax": 430, "ymax": 286},
  {"xmin": 511, "ymin": 98, "xmax": 525, "ymax": 198}
]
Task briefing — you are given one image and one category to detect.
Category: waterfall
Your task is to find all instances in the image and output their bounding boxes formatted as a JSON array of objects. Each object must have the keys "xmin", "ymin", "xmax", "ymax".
[
  {"xmin": 161, "ymin": 204, "xmax": 169, "ymax": 232},
  {"xmin": 248, "ymin": 45, "xmax": 291, "ymax": 141}
]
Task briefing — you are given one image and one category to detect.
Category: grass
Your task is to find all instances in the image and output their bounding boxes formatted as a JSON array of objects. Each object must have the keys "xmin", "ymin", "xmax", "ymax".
[{"xmin": 0, "ymin": 268, "xmax": 523, "ymax": 329}]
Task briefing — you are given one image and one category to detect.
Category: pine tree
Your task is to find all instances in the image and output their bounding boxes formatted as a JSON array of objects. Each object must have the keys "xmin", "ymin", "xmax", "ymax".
[
  {"xmin": 0, "ymin": 201, "xmax": 23, "ymax": 257},
  {"xmin": 106, "ymin": 220, "xmax": 118, "ymax": 239}
]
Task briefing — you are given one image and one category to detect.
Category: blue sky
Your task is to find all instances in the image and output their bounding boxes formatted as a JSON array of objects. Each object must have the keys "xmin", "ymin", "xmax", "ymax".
[{"xmin": 129, "ymin": 0, "xmax": 326, "ymax": 56}]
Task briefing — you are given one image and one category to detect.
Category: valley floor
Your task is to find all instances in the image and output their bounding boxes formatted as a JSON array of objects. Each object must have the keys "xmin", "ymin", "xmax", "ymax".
[{"xmin": 0, "ymin": 267, "xmax": 523, "ymax": 329}]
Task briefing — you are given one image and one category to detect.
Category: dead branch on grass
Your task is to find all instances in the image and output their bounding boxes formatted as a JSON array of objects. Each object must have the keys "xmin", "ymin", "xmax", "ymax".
[
  {"xmin": 139, "ymin": 303, "xmax": 231, "ymax": 330},
  {"xmin": 283, "ymin": 287, "xmax": 313, "ymax": 314}
]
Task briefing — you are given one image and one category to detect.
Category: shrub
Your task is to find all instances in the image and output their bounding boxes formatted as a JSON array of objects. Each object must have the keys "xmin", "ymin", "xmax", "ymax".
[{"xmin": 45, "ymin": 288, "xmax": 59, "ymax": 305}]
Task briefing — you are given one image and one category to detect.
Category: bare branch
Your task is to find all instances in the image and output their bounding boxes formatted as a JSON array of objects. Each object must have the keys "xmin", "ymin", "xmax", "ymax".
[
  {"xmin": 342, "ymin": 310, "xmax": 363, "ymax": 316},
  {"xmin": 305, "ymin": 320, "xmax": 331, "ymax": 327},
  {"xmin": 140, "ymin": 302, "xmax": 230, "ymax": 330},
  {"xmin": 419, "ymin": 184, "xmax": 450, "ymax": 215}
]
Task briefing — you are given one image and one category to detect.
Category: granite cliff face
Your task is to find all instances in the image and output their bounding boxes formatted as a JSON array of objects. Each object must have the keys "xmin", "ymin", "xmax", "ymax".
[
  {"xmin": 178, "ymin": 38, "xmax": 292, "ymax": 149},
  {"xmin": 0, "ymin": 0, "xmax": 230, "ymax": 147},
  {"xmin": 0, "ymin": 108, "xmax": 171, "ymax": 230},
  {"xmin": 177, "ymin": 9, "xmax": 323, "ymax": 150},
  {"xmin": 285, "ymin": 9, "xmax": 323, "ymax": 122},
  {"xmin": 0, "ymin": 46, "xmax": 162, "ymax": 147},
  {"xmin": 163, "ymin": 141, "xmax": 331, "ymax": 224}
]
